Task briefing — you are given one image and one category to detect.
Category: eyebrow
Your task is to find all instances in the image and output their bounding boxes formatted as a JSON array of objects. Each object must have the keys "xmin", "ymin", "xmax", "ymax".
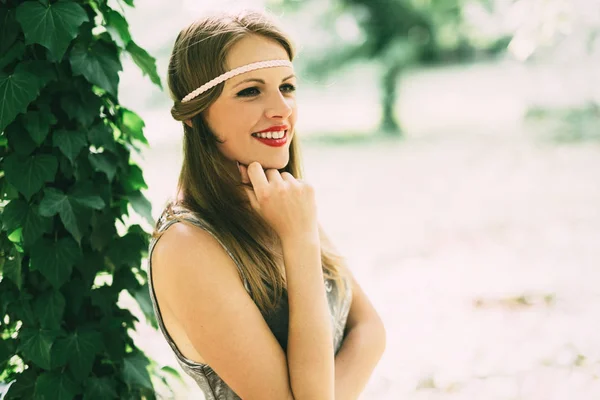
[{"xmin": 231, "ymin": 74, "xmax": 296, "ymax": 89}]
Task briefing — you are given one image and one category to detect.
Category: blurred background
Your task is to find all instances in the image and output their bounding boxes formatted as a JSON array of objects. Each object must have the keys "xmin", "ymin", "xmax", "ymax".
[{"xmin": 114, "ymin": 0, "xmax": 600, "ymax": 398}]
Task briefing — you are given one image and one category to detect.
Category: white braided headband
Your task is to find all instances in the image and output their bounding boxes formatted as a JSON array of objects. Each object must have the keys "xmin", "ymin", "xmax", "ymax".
[{"xmin": 181, "ymin": 59, "xmax": 294, "ymax": 103}]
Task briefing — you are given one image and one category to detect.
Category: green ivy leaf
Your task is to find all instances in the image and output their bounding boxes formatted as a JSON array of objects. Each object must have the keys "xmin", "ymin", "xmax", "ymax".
[
  {"xmin": 34, "ymin": 371, "xmax": 80, "ymax": 400},
  {"xmin": 107, "ymin": 232, "xmax": 146, "ymax": 270},
  {"xmin": 22, "ymin": 105, "xmax": 57, "ymax": 146},
  {"xmin": 126, "ymin": 40, "xmax": 162, "ymax": 89},
  {"xmin": 83, "ymin": 376, "xmax": 118, "ymax": 400},
  {"xmin": 34, "ymin": 289, "xmax": 66, "ymax": 330},
  {"xmin": 0, "ymin": 177, "xmax": 19, "ymax": 200},
  {"xmin": 160, "ymin": 365, "xmax": 185, "ymax": 384},
  {"xmin": 117, "ymin": 107, "xmax": 147, "ymax": 145},
  {"xmin": 123, "ymin": 164, "xmax": 147, "ymax": 191},
  {"xmin": 3, "ymin": 153, "xmax": 58, "ymax": 201},
  {"xmin": 70, "ymin": 181, "xmax": 106, "ymax": 210},
  {"xmin": 2, "ymin": 199, "xmax": 53, "ymax": 248},
  {"xmin": 74, "ymin": 252, "xmax": 105, "ymax": 289},
  {"xmin": 59, "ymin": 278, "xmax": 84, "ymax": 318},
  {"xmin": 8, "ymin": 226, "xmax": 23, "ymax": 244},
  {"xmin": 3, "ymin": 245, "xmax": 23, "ymax": 290},
  {"xmin": 59, "ymin": 153, "xmax": 75, "ymax": 179},
  {"xmin": 90, "ymin": 286, "xmax": 117, "ymax": 316},
  {"xmin": 39, "ymin": 188, "xmax": 82, "ymax": 243},
  {"xmin": 133, "ymin": 283, "xmax": 157, "ymax": 329},
  {"xmin": 88, "ymin": 152, "xmax": 118, "ymax": 182},
  {"xmin": 0, "ymin": 62, "xmax": 54, "ymax": 132},
  {"xmin": 15, "ymin": 0, "xmax": 89, "ymax": 61},
  {"xmin": 4, "ymin": 367, "xmax": 37, "ymax": 399},
  {"xmin": 30, "ymin": 237, "xmax": 81, "ymax": 288},
  {"xmin": 18, "ymin": 327, "xmax": 57, "ymax": 370},
  {"xmin": 112, "ymin": 266, "xmax": 140, "ymax": 294},
  {"xmin": 0, "ymin": 8, "xmax": 20, "ymax": 54},
  {"xmin": 105, "ymin": 9, "xmax": 131, "ymax": 48},
  {"xmin": 14, "ymin": 295, "xmax": 36, "ymax": 326},
  {"xmin": 70, "ymin": 41, "xmax": 122, "ymax": 97},
  {"xmin": 128, "ymin": 191, "xmax": 154, "ymax": 226},
  {"xmin": 87, "ymin": 122, "xmax": 116, "ymax": 153},
  {"xmin": 0, "ymin": 337, "xmax": 13, "ymax": 365},
  {"xmin": 0, "ymin": 40, "xmax": 25, "ymax": 70},
  {"xmin": 38, "ymin": 185, "xmax": 104, "ymax": 243},
  {"xmin": 90, "ymin": 211, "xmax": 117, "ymax": 252},
  {"xmin": 20, "ymin": 59, "xmax": 57, "ymax": 84},
  {"xmin": 60, "ymin": 90, "xmax": 102, "ymax": 128},
  {"xmin": 6, "ymin": 124, "xmax": 37, "ymax": 156},
  {"xmin": 2, "ymin": 199, "xmax": 29, "ymax": 231},
  {"xmin": 53, "ymin": 129, "xmax": 88, "ymax": 165},
  {"xmin": 122, "ymin": 352, "xmax": 153, "ymax": 390},
  {"xmin": 53, "ymin": 330, "xmax": 102, "ymax": 382}
]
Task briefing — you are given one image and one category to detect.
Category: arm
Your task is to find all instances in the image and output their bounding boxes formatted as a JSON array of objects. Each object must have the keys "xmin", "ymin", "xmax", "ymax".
[
  {"xmin": 283, "ymin": 232, "xmax": 335, "ymax": 400},
  {"xmin": 153, "ymin": 222, "xmax": 299, "ymax": 399},
  {"xmin": 334, "ymin": 270, "xmax": 387, "ymax": 400}
]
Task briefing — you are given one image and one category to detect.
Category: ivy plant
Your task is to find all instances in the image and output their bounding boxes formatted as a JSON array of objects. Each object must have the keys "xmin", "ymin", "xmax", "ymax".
[{"xmin": 0, "ymin": 0, "xmax": 179, "ymax": 398}]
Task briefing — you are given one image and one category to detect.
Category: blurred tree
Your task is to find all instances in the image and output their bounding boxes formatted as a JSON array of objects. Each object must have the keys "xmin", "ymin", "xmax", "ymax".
[{"xmin": 269, "ymin": 0, "xmax": 511, "ymax": 136}]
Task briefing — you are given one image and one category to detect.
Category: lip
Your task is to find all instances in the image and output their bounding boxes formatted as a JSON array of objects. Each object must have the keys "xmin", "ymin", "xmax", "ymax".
[
  {"xmin": 254, "ymin": 124, "xmax": 290, "ymax": 134},
  {"xmin": 252, "ymin": 130, "xmax": 288, "ymax": 147}
]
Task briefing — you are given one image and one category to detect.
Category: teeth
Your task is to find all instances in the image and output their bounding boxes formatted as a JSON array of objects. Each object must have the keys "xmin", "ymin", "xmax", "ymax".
[{"xmin": 252, "ymin": 130, "xmax": 286, "ymax": 139}]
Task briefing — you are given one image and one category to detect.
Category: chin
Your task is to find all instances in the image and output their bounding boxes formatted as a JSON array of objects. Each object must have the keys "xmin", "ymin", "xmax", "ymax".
[{"xmin": 260, "ymin": 154, "xmax": 290, "ymax": 171}]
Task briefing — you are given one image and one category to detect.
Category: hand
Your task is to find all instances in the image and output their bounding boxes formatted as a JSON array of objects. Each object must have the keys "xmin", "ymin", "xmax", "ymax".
[{"xmin": 237, "ymin": 161, "xmax": 318, "ymax": 240}]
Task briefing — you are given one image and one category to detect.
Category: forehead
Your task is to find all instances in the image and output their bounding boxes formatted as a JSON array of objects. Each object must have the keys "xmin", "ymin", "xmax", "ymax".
[
  {"xmin": 225, "ymin": 35, "xmax": 292, "ymax": 81},
  {"xmin": 226, "ymin": 35, "xmax": 289, "ymax": 68}
]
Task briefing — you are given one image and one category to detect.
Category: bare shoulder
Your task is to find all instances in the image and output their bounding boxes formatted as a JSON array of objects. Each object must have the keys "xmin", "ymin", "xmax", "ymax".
[
  {"xmin": 149, "ymin": 219, "xmax": 295, "ymax": 399},
  {"xmin": 151, "ymin": 219, "xmax": 243, "ymax": 294}
]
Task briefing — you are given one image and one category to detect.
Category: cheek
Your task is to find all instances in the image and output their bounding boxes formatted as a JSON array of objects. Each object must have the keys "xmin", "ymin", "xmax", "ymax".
[{"xmin": 209, "ymin": 102, "xmax": 256, "ymax": 138}]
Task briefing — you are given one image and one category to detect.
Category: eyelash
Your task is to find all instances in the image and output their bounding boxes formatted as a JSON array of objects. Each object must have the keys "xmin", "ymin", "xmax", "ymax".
[{"xmin": 236, "ymin": 84, "xmax": 297, "ymax": 98}]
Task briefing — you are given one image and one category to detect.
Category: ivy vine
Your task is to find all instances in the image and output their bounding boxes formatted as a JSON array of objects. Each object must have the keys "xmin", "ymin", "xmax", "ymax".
[{"xmin": 0, "ymin": 0, "xmax": 177, "ymax": 398}]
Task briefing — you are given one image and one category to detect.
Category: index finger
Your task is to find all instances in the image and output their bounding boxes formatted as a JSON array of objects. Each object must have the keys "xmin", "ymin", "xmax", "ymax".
[{"xmin": 247, "ymin": 161, "xmax": 269, "ymax": 191}]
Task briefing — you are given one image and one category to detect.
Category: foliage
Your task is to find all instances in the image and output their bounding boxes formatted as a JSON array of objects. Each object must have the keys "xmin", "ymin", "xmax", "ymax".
[{"xmin": 0, "ymin": 0, "xmax": 177, "ymax": 398}]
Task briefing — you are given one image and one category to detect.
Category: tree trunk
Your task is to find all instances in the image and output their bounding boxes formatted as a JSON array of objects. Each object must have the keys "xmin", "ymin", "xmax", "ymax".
[{"xmin": 379, "ymin": 63, "xmax": 402, "ymax": 136}]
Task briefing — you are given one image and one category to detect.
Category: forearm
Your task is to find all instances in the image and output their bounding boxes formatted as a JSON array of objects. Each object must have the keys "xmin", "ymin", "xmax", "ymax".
[
  {"xmin": 334, "ymin": 320, "xmax": 386, "ymax": 400},
  {"xmin": 282, "ymin": 233, "xmax": 335, "ymax": 400}
]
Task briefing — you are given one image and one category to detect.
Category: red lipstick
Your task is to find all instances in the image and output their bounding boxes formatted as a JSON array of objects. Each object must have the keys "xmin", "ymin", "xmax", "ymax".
[
  {"xmin": 254, "ymin": 124, "xmax": 290, "ymax": 133},
  {"xmin": 251, "ymin": 125, "xmax": 290, "ymax": 147}
]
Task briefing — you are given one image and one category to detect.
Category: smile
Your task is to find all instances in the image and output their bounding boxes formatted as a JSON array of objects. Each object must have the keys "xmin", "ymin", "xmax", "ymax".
[{"xmin": 251, "ymin": 130, "xmax": 288, "ymax": 147}]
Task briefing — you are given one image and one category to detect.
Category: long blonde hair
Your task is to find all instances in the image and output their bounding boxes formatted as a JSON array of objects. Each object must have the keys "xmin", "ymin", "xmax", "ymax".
[{"xmin": 154, "ymin": 9, "xmax": 348, "ymax": 316}]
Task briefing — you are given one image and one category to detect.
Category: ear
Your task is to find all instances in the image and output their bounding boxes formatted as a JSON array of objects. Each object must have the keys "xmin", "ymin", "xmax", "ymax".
[{"xmin": 184, "ymin": 119, "xmax": 193, "ymax": 128}]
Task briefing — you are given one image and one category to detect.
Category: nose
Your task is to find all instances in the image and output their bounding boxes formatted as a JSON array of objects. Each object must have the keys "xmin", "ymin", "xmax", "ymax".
[{"xmin": 264, "ymin": 90, "xmax": 293, "ymax": 120}]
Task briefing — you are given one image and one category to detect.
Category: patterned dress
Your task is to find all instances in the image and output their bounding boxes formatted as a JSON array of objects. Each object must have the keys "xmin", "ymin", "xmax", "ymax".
[{"xmin": 147, "ymin": 207, "xmax": 353, "ymax": 399}]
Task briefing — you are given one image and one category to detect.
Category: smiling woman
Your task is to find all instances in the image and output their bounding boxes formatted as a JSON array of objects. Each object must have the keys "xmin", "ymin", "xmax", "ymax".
[{"xmin": 148, "ymin": 9, "xmax": 386, "ymax": 400}]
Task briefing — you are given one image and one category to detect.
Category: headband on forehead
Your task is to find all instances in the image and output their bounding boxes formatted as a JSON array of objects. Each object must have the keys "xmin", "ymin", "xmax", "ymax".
[{"xmin": 181, "ymin": 59, "xmax": 294, "ymax": 103}]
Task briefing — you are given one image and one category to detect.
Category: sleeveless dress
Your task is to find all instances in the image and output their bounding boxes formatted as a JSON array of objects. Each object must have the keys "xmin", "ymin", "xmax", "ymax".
[{"xmin": 147, "ymin": 206, "xmax": 353, "ymax": 400}]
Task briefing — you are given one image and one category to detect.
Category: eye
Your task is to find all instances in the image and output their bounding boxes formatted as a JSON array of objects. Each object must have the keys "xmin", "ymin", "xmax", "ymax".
[
  {"xmin": 237, "ymin": 87, "xmax": 260, "ymax": 97},
  {"xmin": 236, "ymin": 84, "xmax": 297, "ymax": 98},
  {"xmin": 280, "ymin": 83, "xmax": 297, "ymax": 93}
]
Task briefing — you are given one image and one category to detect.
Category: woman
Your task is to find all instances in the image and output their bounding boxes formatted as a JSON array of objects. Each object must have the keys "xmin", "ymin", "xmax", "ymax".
[{"xmin": 148, "ymin": 9, "xmax": 386, "ymax": 400}]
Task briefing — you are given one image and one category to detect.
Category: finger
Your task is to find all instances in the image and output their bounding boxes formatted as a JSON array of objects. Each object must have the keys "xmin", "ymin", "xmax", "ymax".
[
  {"xmin": 237, "ymin": 162, "xmax": 250, "ymax": 184},
  {"xmin": 265, "ymin": 169, "xmax": 283, "ymax": 184},
  {"xmin": 241, "ymin": 185, "xmax": 260, "ymax": 211},
  {"xmin": 247, "ymin": 162, "xmax": 269, "ymax": 191},
  {"xmin": 280, "ymin": 172, "xmax": 296, "ymax": 182}
]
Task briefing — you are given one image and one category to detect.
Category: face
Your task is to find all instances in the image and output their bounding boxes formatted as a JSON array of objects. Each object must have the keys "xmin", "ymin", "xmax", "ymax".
[{"xmin": 203, "ymin": 34, "xmax": 298, "ymax": 171}]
